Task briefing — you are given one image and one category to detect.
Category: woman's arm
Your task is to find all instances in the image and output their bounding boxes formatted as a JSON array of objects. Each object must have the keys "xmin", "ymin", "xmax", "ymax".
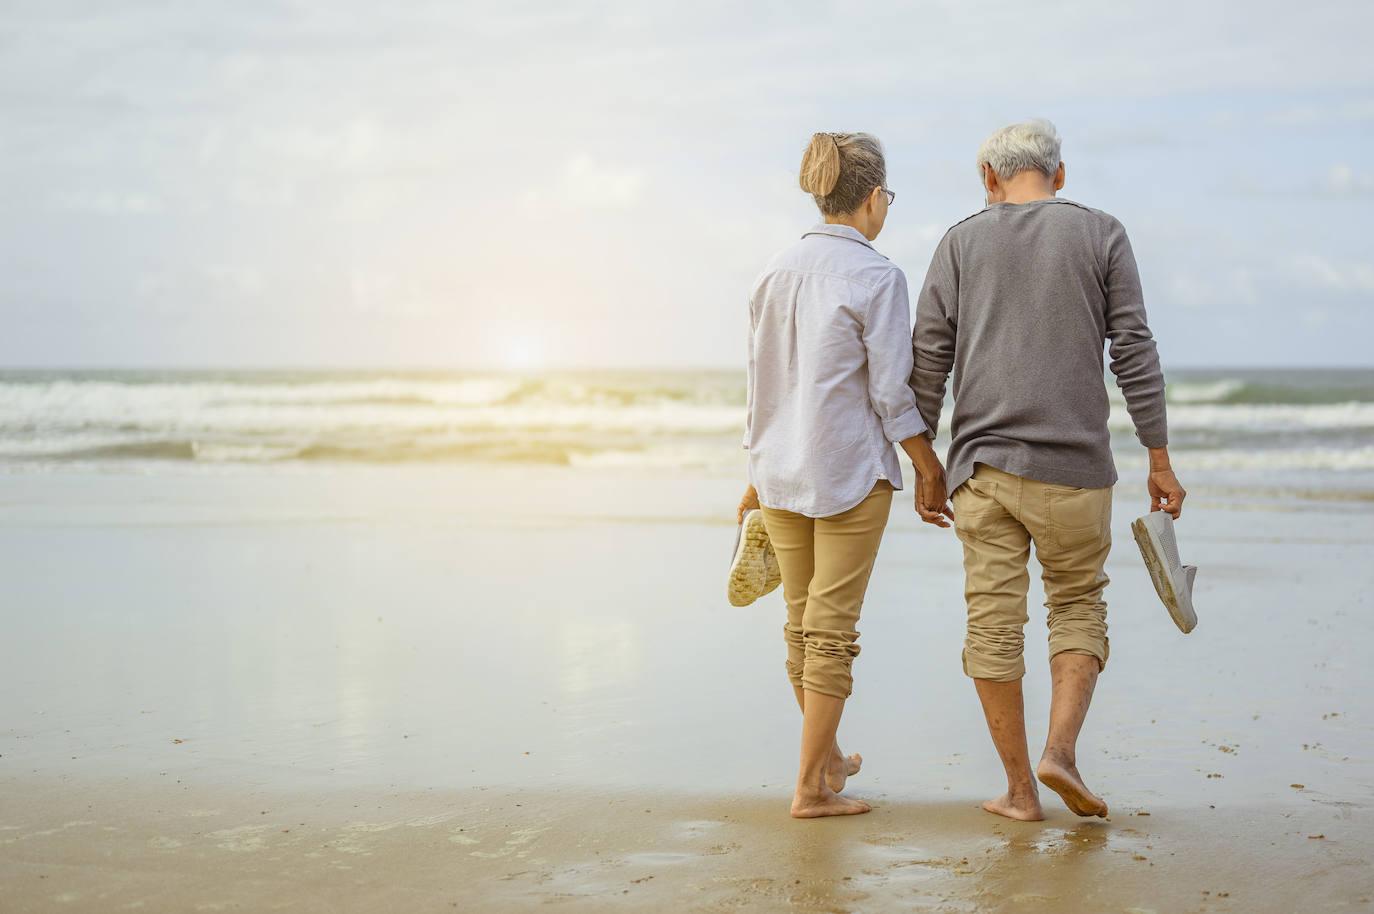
[
  {"xmin": 863, "ymin": 268, "xmax": 951, "ymax": 528},
  {"xmin": 861, "ymin": 268, "xmax": 929, "ymax": 444},
  {"xmin": 742, "ymin": 294, "xmax": 756, "ymax": 453},
  {"xmin": 737, "ymin": 484, "xmax": 760, "ymax": 523}
]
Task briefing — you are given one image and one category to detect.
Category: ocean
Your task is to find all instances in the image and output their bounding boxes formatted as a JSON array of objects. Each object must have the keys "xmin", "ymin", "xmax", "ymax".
[
  {"xmin": 3, "ymin": 368, "xmax": 1373, "ymax": 909},
  {"xmin": 2, "ymin": 367, "xmax": 1372, "ymax": 497}
]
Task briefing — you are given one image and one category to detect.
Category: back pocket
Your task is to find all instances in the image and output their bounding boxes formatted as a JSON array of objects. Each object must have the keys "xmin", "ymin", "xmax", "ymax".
[
  {"xmin": 1047, "ymin": 486, "xmax": 1111, "ymax": 548},
  {"xmin": 952, "ymin": 476, "xmax": 1002, "ymax": 541}
]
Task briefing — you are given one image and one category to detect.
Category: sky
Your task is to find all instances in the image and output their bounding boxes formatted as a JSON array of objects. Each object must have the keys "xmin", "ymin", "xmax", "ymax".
[{"xmin": 3, "ymin": 0, "xmax": 1373, "ymax": 370}]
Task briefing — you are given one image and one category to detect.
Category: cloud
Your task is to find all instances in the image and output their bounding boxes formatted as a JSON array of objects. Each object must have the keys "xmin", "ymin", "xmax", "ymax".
[
  {"xmin": 5, "ymin": 2, "xmax": 1374, "ymax": 368},
  {"xmin": 558, "ymin": 155, "xmax": 645, "ymax": 209},
  {"xmin": 1321, "ymin": 163, "xmax": 1374, "ymax": 195},
  {"xmin": 348, "ymin": 270, "xmax": 439, "ymax": 317},
  {"xmin": 513, "ymin": 155, "xmax": 647, "ymax": 220},
  {"xmin": 1166, "ymin": 269, "xmax": 1258, "ymax": 310},
  {"xmin": 48, "ymin": 190, "xmax": 162, "ymax": 213},
  {"xmin": 1286, "ymin": 254, "xmax": 1374, "ymax": 294},
  {"xmin": 1221, "ymin": 163, "xmax": 1374, "ymax": 199},
  {"xmin": 1211, "ymin": 100, "xmax": 1374, "ymax": 130},
  {"xmin": 1264, "ymin": 101, "xmax": 1374, "ymax": 126}
]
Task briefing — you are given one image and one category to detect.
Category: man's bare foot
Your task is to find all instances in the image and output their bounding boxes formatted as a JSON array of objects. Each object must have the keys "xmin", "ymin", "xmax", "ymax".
[
  {"xmin": 825, "ymin": 750, "xmax": 862, "ymax": 792},
  {"xmin": 981, "ymin": 789, "xmax": 1044, "ymax": 821},
  {"xmin": 791, "ymin": 787, "xmax": 872, "ymax": 819},
  {"xmin": 1037, "ymin": 756, "xmax": 1108, "ymax": 817}
]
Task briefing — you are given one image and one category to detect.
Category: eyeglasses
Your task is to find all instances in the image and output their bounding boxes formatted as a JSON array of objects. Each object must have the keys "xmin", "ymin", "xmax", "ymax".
[{"xmin": 879, "ymin": 187, "xmax": 895, "ymax": 205}]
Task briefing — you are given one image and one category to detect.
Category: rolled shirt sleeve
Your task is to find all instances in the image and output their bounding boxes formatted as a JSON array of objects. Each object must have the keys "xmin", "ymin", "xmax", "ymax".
[{"xmin": 863, "ymin": 267, "xmax": 928, "ymax": 442}]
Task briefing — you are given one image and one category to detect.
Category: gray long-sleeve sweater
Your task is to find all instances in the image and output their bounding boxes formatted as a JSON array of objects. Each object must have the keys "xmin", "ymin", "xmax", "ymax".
[{"xmin": 910, "ymin": 197, "xmax": 1168, "ymax": 495}]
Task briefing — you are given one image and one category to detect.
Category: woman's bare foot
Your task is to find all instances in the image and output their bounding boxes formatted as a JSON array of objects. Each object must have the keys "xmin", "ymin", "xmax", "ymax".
[
  {"xmin": 981, "ymin": 788, "xmax": 1044, "ymax": 821},
  {"xmin": 1037, "ymin": 755, "xmax": 1108, "ymax": 818},
  {"xmin": 825, "ymin": 749, "xmax": 862, "ymax": 792},
  {"xmin": 791, "ymin": 786, "xmax": 872, "ymax": 818}
]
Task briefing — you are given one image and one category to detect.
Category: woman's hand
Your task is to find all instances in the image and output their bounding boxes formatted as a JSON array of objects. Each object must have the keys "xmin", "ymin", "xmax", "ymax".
[
  {"xmin": 913, "ymin": 467, "xmax": 954, "ymax": 528},
  {"xmin": 900, "ymin": 435, "xmax": 954, "ymax": 528},
  {"xmin": 737, "ymin": 484, "xmax": 761, "ymax": 523}
]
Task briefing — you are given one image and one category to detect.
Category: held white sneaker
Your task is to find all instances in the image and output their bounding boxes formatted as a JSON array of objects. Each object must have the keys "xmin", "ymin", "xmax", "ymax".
[
  {"xmin": 727, "ymin": 509, "xmax": 781, "ymax": 607},
  {"xmin": 1131, "ymin": 511, "xmax": 1198, "ymax": 633},
  {"xmin": 763, "ymin": 540, "xmax": 782, "ymax": 595}
]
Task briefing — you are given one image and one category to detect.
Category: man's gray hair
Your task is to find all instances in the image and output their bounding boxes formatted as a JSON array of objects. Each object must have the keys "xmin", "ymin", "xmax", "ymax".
[{"xmin": 975, "ymin": 118, "xmax": 1062, "ymax": 183}]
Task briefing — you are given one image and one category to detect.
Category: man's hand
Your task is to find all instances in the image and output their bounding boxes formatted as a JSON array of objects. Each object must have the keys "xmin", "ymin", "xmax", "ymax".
[
  {"xmin": 737, "ymin": 484, "xmax": 760, "ymax": 523},
  {"xmin": 900, "ymin": 435, "xmax": 953, "ymax": 528},
  {"xmin": 914, "ymin": 467, "xmax": 954, "ymax": 528},
  {"xmin": 1146, "ymin": 446, "xmax": 1185, "ymax": 519}
]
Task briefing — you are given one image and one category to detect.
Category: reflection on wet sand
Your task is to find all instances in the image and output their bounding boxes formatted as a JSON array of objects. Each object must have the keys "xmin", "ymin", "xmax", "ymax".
[{"xmin": 1, "ymin": 466, "xmax": 1371, "ymax": 911}]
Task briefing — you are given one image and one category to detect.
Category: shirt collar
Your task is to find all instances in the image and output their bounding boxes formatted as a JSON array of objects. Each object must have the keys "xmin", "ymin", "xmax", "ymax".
[{"xmin": 801, "ymin": 223, "xmax": 876, "ymax": 250}]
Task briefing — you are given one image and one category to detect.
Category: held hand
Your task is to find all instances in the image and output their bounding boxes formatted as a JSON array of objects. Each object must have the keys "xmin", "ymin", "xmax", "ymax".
[
  {"xmin": 914, "ymin": 465, "xmax": 954, "ymax": 528},
  {"xmin": 737, "ymin": 484, "xmax": 761, "ymax": 523},
  {"xmin": 1148, "ymin": 468, "xmax": 1186, "ymax": 519},
  {"xmin": 899, "ymin": 435, "xmax": 953, "ymax": 529}
]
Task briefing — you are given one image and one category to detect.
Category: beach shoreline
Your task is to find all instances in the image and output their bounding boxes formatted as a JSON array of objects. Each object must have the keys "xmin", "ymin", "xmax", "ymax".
[
  {"xmin": 4, "ymin": 775, "xmax": 1369, "ymax": 913},
  {"xmin": 2, "ymin": 464, "xmax": 1372, "ymax": 911}
]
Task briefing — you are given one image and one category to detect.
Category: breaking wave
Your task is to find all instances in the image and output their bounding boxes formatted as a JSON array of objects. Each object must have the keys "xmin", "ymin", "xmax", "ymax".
[{"xmin": 1, "ymin": 368, "xmax": 1370, "ymax": 472}]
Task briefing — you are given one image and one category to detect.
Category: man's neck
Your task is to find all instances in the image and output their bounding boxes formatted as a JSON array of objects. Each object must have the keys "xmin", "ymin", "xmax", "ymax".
[{"xmin": 996, "ymin": 173, "xmax": 1057, "ymax": 205}]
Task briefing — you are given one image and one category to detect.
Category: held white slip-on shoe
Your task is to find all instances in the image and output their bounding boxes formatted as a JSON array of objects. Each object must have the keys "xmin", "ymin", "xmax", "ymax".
[
  {"xmin": 727, "ymin": 509, "xmax": 781, "ymax": 607},
  {"xmin": 1131, "ymin": 510, "xmax": 1198, "ymax": 633}
]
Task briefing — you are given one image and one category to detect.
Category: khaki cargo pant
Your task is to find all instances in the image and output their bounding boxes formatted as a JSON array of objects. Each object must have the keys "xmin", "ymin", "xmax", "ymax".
[
  {"xmin": 952, "ymin": 464, "xmax": 1112, "ymax": 682},
  {"xmin": 761, "ymin": 481, "xmax": 893, "ymax": 699}
]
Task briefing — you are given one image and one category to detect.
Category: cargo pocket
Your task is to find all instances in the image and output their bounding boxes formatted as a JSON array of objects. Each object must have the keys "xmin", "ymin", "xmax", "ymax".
[
  {"xmin": 952, "ymin": 476, "xmax": 1002, "ymax": 541},
  {"xmin": 1047, "ymin": 486, "xmax": 1111, "ymax": 548}
]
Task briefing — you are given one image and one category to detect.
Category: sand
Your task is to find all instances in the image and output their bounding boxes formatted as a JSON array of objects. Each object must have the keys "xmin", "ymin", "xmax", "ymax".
[
  {"xmin": 2, "ymin": 463, "xmax": 1372, "ymax": 912},
  {"xmin": 5, "ymin": 777, "xmax": 1369, "ymax": 912}
]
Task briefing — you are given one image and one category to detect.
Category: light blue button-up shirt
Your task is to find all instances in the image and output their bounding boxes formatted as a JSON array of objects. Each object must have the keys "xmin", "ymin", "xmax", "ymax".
[{"xmin": 744, "ymin": 223, "xmax": 928, "ymax": 517}]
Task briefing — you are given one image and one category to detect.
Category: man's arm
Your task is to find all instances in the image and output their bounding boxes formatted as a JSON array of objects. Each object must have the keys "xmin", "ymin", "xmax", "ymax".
[
  {"xmin": 909, "ymin": 238, "xmax": 958, "ymax": 440},
  {"xmin": 1102, "ymin": 218, "xmax": 1185, "ymax": 518}
]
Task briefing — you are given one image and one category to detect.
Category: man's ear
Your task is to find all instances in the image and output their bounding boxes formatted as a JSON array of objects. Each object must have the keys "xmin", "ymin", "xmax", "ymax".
[
  {"xmin": 982, "ymin": 163, "xmax": 997, "ymax": 195},
  {"xmin": 1053, "ymin": 161, "xmax": 1066, "ymax": 192}
]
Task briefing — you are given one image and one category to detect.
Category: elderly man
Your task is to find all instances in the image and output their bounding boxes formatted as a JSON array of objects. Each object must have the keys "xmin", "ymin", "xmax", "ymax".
[{"xmin": 909, "ymin": 119, "xmax": 1186, "ymax": 821}]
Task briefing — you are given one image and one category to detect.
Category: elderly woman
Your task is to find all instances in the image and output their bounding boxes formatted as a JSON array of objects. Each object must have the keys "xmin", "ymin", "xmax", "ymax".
[{"xmin": 739, "ymin": 132, "xmax": 950, "ymax": 818}]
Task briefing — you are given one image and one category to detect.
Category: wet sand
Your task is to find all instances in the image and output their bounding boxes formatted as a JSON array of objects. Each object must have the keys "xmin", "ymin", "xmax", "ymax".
[
  {"xmin": 5, "ymin": 777, "xmax": 1369, "ymax": 912},
  {"xmin": 2, "ymin": 464, "xmax": 1372, "ymax": 911}
]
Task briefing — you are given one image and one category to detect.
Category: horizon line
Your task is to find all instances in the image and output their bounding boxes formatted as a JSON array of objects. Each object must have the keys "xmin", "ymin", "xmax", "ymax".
[{"xmin": 1, "ymin": 363, "xmax": 1371, "ymax": 374}]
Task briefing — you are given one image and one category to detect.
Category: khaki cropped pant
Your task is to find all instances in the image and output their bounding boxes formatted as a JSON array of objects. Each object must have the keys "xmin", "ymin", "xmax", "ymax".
[
  {"xmin": 761, "ymin": 481, "xmax": 893, "ymax": 700},
  {"xmin": 952, "ymin": 464, "xmax": 1112, "ymax": 682}
]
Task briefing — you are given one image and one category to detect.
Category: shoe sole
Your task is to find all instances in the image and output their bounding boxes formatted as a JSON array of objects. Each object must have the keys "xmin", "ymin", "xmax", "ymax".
[
  {"xmin": 763, "ymin": 547, "xmax": 782, "ymax": 596},
  {"xmin": 1131, "ymin": 515, "xmax": 1198, "ymax": 634},
  {"xmin": 727, "ymin": 510, "xmax": 771, "ymax": 607}
]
